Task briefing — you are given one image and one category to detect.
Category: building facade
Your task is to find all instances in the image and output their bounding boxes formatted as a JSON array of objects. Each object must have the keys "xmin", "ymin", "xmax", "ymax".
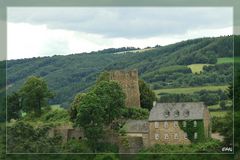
[{"xmin": 123, "ymin": 102, "xmax": 211, "ymax": 149}]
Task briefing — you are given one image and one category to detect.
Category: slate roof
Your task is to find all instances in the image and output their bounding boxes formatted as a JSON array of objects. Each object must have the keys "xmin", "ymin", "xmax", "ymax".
[
  {"xmin": 123, "ymin": 120, "xmax": 149, "ymax": 133},
  {"xmin": 149, "ymin": 102, "xmax": 206, "ymax": 121}
]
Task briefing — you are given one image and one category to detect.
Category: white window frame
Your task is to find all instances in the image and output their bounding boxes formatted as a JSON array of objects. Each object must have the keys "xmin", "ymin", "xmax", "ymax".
[
  {"xmin": 164, "ymin": 121, "xmax": 168, "ymax": 129},
  {"xmin": 183, "ymin": 121, "xmax": 187, "ymax": 127},
  {"xmin": 155, "ymin": 133, "xmax": 159, "ymax": 140},
  {"xmin": 184, "ymin": 132, "xmax": 188, "ymax": 139},
  {"xmin": 194, "ymin": 121, "xmax": 197, "ymax": 127},
  {"xmin": 174, "ymin": 133, "xmax": 179, "ymax": 139},
  {"xmin": 154, "ymin": 122, "xmax": 159, "ymax": 129},
  {"xmin": 164, "ymin": 133, "xmax": 169, "ymax": 139},
  {"xmin": 194, "ymin": 132, "xmax": 198, "ymax": 139}
]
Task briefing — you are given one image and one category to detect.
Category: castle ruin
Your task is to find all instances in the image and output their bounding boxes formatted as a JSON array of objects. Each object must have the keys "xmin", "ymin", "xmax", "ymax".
[{"xmin": 109, "ymin": 69, "xmax": 141, "ymax": 108}]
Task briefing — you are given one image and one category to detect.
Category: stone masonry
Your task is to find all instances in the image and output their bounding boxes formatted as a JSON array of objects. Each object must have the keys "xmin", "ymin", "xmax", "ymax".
[{"xmin": 109, "ymin": 69, "xmax": 141, "ymax": 108}]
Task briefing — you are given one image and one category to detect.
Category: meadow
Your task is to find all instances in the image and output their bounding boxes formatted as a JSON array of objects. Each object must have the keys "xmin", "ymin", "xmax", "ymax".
[
  {"xmin": 187, "ymin": 64, "xmax": 210, "ymax": 74},
  {"xmin": 154, "ymin": 85, "xmax": 228, "ymax": 96}
]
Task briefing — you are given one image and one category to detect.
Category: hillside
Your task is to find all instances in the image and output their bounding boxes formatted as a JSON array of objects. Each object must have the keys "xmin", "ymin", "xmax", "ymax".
[{"xmin": 4, "ymin": 35, "xmax": 234, "ymax": 107}]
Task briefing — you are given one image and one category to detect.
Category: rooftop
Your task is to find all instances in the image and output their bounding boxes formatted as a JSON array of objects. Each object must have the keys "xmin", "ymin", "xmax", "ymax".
[
  {"xmin": 123, "ymin": 120, "xmax": 149, "ymax": 133},
  {"xmin": 149, "ymin": 102, "xmax": 207, "ymax": 121}
]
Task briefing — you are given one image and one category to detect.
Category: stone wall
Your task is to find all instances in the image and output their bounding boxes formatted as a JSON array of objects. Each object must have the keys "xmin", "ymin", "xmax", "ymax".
[
  {"xmin": 109, "ymin": 70, "xmax": 140, "ymax": 108},
  {"xmin": 148, "ymin": 121, "xmax": 190, "ymax": 146},
  {"xmin": 48, "ymin": 125, "xmax": 84, "ymax": 143}
]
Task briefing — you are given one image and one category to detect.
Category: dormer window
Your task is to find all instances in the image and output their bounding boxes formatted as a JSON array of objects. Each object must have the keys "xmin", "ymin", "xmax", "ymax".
[
  {"xmin": 183, "ymin": 110, "xmax": 190, "ymax": 117},
  {"xmin": 164, "ymin": 110, "xmax": 170, "ymax": 118},
  {"xmin": 174, "ymin": 110, "xmax": 180, "ymax": 117}
]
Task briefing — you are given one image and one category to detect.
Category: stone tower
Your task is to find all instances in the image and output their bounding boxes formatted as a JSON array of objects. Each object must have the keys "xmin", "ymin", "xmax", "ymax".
[{"xmin": 109, "ymin": 69, "xmax": 141, "ymax": 108}]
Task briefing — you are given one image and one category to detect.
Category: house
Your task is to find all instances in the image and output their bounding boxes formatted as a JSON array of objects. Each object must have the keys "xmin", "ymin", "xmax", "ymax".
[
  {"xmin": 148, "ymin": 102, "xmax": 211, "ymax": 145},
  {"xmin": 123, "ymin": 102, "xmax": 211, "ymax": 149}
]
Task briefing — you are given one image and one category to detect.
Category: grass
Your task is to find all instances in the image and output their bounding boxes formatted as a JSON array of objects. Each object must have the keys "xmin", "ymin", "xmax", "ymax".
[
  {"xmin": 50, "ymin": 104, "xmax": 62, "ymax": 110},
  {"xmin": 208, "ymin": 104, "xmax": 221, "ymax": 110},
  {"xmin": 113, "ymin": 48, "xmax": 154, "ymax": 54},
  {"xmin": 187, "ymin": 64, "xmax": 210, "ymax": 74},
  {"xmin": 217, "ymin": 57, "xmax": 240, "ymax": 64},
  {"xmin": 154, "ymin": 85, "xmax": 228, "ymax": 95},
  {"xmin": 208, "ymin": 100, "xmax": 232, "ymax": 110},
  {"xmin": 210, "ymin": 111, "xmax": 228, "ymax": 118},
  {"xmin": 217, "ymin": 58, "xmax": 233, "ymax": 64}
]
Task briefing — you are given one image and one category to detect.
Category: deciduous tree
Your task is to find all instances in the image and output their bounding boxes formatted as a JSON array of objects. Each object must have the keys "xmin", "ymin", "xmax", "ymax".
[{"xmin": 20, "ymin": 76, "xmax": 53, "ymax": 116}]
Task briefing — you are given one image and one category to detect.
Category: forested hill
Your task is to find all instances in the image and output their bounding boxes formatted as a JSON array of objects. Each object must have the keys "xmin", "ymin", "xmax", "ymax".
[{"xmin": 5, "ymin": 35, "xmax": 234, "ymax": 107}]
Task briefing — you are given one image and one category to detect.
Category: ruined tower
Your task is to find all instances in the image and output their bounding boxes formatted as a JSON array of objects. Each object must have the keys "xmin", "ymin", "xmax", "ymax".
[{"xmin": 109, "ymin": 69, "xmax": 141, "ymax": 108}]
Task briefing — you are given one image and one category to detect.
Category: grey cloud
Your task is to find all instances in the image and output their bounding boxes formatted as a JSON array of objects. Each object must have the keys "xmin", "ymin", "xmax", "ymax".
[{"xmin": 7, "ymin": 7, "xmax": 232, "ymax": 38}]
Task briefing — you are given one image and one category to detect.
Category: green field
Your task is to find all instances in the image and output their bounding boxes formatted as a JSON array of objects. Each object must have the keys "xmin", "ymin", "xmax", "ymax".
[
  {"xmin": 217, "ymin": 58, "xmax": 234, "ymax": 64},
  {"xmin": 208, "ymin": 104, "xmax": 221, "ymax": 110},
  {"xmin": 114, "ymin": 48, "xmax": 154, "ymax": 54},
  {"xmin": 210, "ymin": 111, "xmax": 228, "ymax": 117},
  {"xmin": 50, "ymin": 104, "xmax": 62, "ymax": 110},
  {"xmin": 187, "ymin": 64, "xmax": 210, "ymax": 74},
  {"xmin": 154, "ymin": 85, "xmax": 228, "ymax": 96},
  {"xmin": 208, "ymin": 100, "xmax": 232, "ymax": 110},
  {"xmin": 217, "ymin": 57, "xmax": 240, "ymax": 64}
]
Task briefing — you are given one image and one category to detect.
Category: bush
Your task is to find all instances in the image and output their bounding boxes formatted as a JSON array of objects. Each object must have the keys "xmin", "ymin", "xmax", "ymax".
[
  {"xmin": 7, "ymin": 122, "xmax": 62, "ymax": 153},
  {"xmin": 62, "ymin": 139, "xmax": 91, "ymax": 153},
  {"xmin": 120, "ymin": 108, "xmax": 149, "ymax": 120}
]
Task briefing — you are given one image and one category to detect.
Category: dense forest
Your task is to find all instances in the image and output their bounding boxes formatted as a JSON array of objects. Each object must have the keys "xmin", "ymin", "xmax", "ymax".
[
  {"xmin": 0, "ymin": 35, "xmax": 239, "ymax": 159},
  {"xmin": 4, "ymin": 36, "xmax": 234, "ymax": 107}
]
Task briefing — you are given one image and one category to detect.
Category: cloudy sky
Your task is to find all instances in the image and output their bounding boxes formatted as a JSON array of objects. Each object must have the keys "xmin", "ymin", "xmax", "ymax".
[{"xmin": 7, "ymin": 7, "xmax": 233, "ymax": 60}]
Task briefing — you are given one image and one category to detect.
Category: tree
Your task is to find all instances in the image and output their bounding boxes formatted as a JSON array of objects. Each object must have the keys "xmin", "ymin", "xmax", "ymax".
[
  {"xmin": 219, "ymin": 101, "xmax": 226, "ymax": 110},
  {"xmin": 7, "ymin": 92, "xmax": 21, "ymax": 121},
  {"xmin": 7, "ymin": 122, "xmax": 62, "ymax": 153},
  {"xmin": 218, "ymin": 84, "xmax": 234, "ymax": 147},
  {"xmin": 139, "ymin": 79, "xmax": 156, "ymax": 110},
  {"xmin": 93, "ymin": 81, "xmax": 125, "ymax": 124},
  {"xmin": 20, "ymin": 76, "xmax": 53, "ymax": 116},
  {"xmin": 69, "ymin": 93, "xmax": 86, "ymax": 122},
  {"xmin": 96, "ymin": 71, "xmax": 110, "ymax": 84},
  {"xmin": 75, "ymin": 92, "xmax": 105, "ymax": 152}
]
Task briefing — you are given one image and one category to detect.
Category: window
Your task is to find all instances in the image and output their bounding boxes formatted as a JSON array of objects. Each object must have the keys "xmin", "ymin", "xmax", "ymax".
[
  {"xmin": 154, "ymin": 122, "xmax": 159, "ymax": 129},
  {"xmin": 184, "ymin": 132, "xmax": 188, "ymax": 139},
  {"xmin": 183, "ymin": 121, "xmax": 187, "ymax": 127},
  {"xmin": 164, "ymin": 110, "xmax": 170, "ymax": 118},
  {"xmin": 164, "ymin": 134, "xmax": 169, "ymax": 139},
  {"xmin": 174, "ymin": 133, "xmax": 179, "ymax": 139},
  {"xmin": 183, "ymin": 110, "xmax": 190, "ymax": 117},
  {"xmin": 164, "ymin": 121, "xmax": 168, "ymax": 128},
  {"xmin": 194, "ymin": 121, "xmax": 197, "ymax": 127},
  {"xmin": 174, "ymin": 110, "xmax": 180, "ymax": 117},
  {"xmin": 174, "ymin": 121, "xmax": 178, "ymax": 127},
  {"xmin": 155, "ymin": 133, "xmax": 159, "ymax": 140},
  {"xmin": 194, "ymin": 132, "xmax": 198, "ymax": 139}
]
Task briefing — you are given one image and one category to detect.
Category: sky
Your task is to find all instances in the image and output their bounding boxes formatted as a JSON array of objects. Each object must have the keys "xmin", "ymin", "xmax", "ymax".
[{"xmin": 7, "ymin": 7, "xmax": 233, "ymax": 60}]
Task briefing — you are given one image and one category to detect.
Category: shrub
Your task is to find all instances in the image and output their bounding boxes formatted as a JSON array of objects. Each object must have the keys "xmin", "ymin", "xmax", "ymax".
[{"xmin": 120, "ymin": 108, "xmax": 149, "ymax": 120}]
